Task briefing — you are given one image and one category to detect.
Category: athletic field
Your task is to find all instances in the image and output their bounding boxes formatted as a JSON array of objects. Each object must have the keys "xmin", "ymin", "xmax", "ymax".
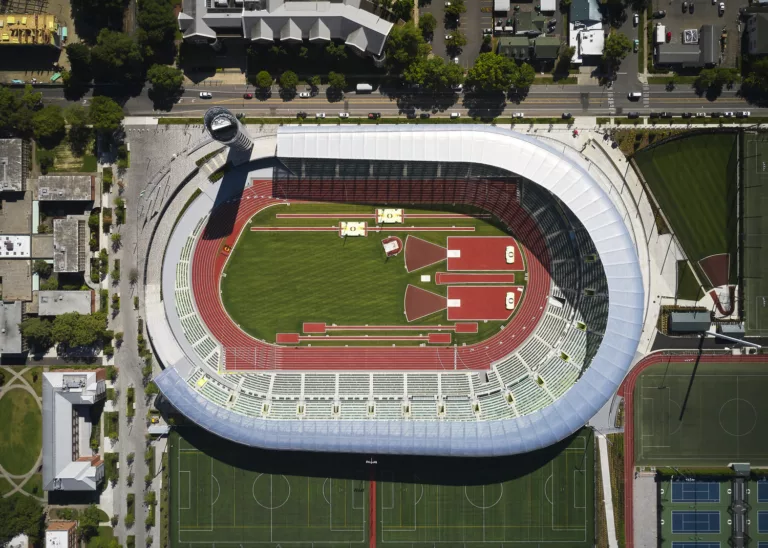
[
  {"xmin": 635, "ymin": 134, "xmax": 738, "ymax": 288},
  {"xmin": 220, "ymin": 202, "xmax": 525, "ymax": 345},
  {"xmin": 633, "ymin": 360, "xmax": 768, "ymax": 466},
  {"xmin": 170, "ymin": 427, "xmax": 594, "ymax": 548},
  {"xmin": 742, "ymin": 133, "xmax": 768, "ymax": 336}
]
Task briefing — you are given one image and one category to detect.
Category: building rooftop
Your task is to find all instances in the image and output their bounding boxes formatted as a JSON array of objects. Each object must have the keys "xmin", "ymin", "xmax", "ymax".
[
  {"xmin": 0, "ymin": 139, "xmax": 25, "ymax": 192},
  {"xmin": 656, "ymin": 25, "xmax": 717, "ymax": 67},
  {"xmin": 750, "ymin": 13, "xmax": 768, "ymax": 53},
  {"xmin": 570, "ymin": 0, "xmax": 601, "ymax": 23},
  {"xmin": 0, "ymin": 300, "xmax": 23, "ymax": 355},
  {"xmin": 0, "ymin": 14, "xmax": 62, "ymax": 47},
  {"xmin": 0, "ymin": 235, "xmax": 30, "ymax": 258},
  {"xmin": 533, "ymin": 36, "xmax": 561, "ymax": 58},
  {"xmin": 514, "ymin": 11, "xmax": 546, "ymax": 33},
  {"xmin": 39, "ymin": 291, "xmax": 92, "ymax": 316},
  {"xmin": 0, "ymin": 190, "xmax": 32, "ymax": 234},
  {"xmin": 36, "ymin": 175, "xmax": 94, "ymax": 202},
  {"xmin": 0, "ymin": 260, "xmax": 31, "ymax": 301},
  {"xmin": 43, "ymin": 371, "xmax": 106, "ymax": 491},
  {"xmin": 497, "ymin": 36, "xmax": 531, "ymax": 60},
  {"xmin": 53, "ymin": 218, "xmax": 83, "ymax": 273}
]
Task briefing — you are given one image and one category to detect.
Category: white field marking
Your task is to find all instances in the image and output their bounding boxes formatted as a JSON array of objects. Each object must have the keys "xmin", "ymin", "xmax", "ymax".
[
  {"xmin": 212, "ymin": 475, "xmax": 221, "ymax": 506},
  {"xmin": 329, "ymin": 479, "xmax": 365, "ymax": 534},
  {"xmin": 180, "ymin": 471, "xmax": 191, "ymax": 510}
]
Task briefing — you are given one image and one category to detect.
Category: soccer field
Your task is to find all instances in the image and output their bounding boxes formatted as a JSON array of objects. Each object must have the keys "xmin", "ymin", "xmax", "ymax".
[
  {"xmin": 742, "ymin": 133, "xmax": 768, "ymax": 336},
  {"xmin": 634, "ymin": 360, "xmax": 768, "ymax": 466},
  {"xmin": 170, "ymin": 428, "xmax": 594, "ymax": 548},
  {"xmin": 220, "ymin": 202, "xmax": 524, "ymax": 345}
]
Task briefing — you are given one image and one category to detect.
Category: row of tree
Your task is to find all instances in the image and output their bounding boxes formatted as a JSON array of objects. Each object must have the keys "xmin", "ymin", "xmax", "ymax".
[
  {"xmin": 0, "ymin": 495, "xmax": 44, "ymax": 547},
  {"xmin": 20, "ymin": 311, "xmax": 112, "ymax": 352}
]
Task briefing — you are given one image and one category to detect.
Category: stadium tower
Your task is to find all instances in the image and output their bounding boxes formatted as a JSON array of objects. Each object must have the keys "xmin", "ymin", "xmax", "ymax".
[{"xmin": 203, "ymin": 107, "xmax": 253, "ymax": 152}]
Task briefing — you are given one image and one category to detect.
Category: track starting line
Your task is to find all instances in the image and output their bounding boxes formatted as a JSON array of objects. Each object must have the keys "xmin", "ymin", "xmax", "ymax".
[
  {"xmin": 250, "ymin": 226, "xmax": 475, "ymax": 233},
  {"xmin": 276, "ymin": 333, "xmax": 452, "ymax": 344},
  {"xmin": 302, "ymin": 322, "xmax": 478, "ymax": 333}
]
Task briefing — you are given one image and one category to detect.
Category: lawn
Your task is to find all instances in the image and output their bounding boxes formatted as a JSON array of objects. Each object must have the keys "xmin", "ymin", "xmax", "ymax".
[
  {"xmin": 171, "ymin": 426, "xmax": 594, "ymax": 548},
  {"xmin": 676, "ymin": 260, "xmax": 703, "ymax": 301},
  {"xmin": 87, "ymin": 527, "xmax": 116, "ymax": 548},
  {"xmin": 0, "ymin": 477, "xmax": 14, "ymax": 496},
  {"xmin": 45, "ymin": 137, "xmax": 98, "ymax": 173},
  {"xmin": 221, "ymin": 203, "xmax": 524, "ymax": 345},
  {"xmin": 22, "ymin": 472, "xmax": 42, "ymax": 497},
  {"xmin": 742, "ymin": 133, "xmax": 768, "ymax": 336},
  {"xmin": 22, "ymin": 367, "xmax": 43, "ymax": 397},
  {"xmin": 0, "ymin": 388, "xmax": 42, "ymax": 475},
  {"xmin": 634, "ymin": 360, "xmax": 768, "ymax": 466},
  {"xmin": 634, "ymin": 134, "xmax": 738, "ymax": 285}
]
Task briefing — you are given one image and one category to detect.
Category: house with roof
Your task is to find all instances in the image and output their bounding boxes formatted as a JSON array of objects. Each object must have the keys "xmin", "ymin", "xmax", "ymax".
[
  {"xmin": 656, "ymin": 24, "xmax": 717, "ymax": 67},
  {"xmin": 568, "ymin": 0, "xmax": 604, "ymax": 63}
]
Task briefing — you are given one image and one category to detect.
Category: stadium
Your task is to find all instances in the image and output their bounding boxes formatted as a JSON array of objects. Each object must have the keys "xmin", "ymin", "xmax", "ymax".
[{"xmin": 147, "ymin": 124, "xmax": 645, "ymax": 457}]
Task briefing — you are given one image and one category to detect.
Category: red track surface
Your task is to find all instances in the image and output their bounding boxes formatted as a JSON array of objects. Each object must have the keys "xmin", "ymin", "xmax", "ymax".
[
  {"xmin": 435, "ymin": 272, "xmax": 517, "ymax": 285},
  {"xmin": 404, "ymin": 285, "xmax": 447, "ymax": 322},
  {"xmin": 618, "ymin": 353, "xmax": 768, "ymax": 548},
  {"xmin": 275, "ymin": 213, "xmax": 490, "ymax": 219},
  {"xmin": 302, "ymin": 323, "xmax": 478, "ymax": 333},
  {"xmin": 446, "ymin": 286, "xmax": 522, "ymax": 321},
  {"xmin": 404, "ymin": 236, "xmax": 447, "ymax": 273},
  {"xmin": 447, "ymin": 236, "xmax": 523, "ymax": 271},
  {"xmin": 191, "ymin": 179, "xmax": 551, "ymax": 371}
]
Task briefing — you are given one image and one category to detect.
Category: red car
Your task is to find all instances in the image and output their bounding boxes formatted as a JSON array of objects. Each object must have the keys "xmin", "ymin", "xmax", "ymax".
[
  {"xmin": 666, "ymin": 31, "xmax": 672, "ymax": 42},
  {"xmin": 243, "ymin": 93, "xmax": 253, "ymax": 99}
]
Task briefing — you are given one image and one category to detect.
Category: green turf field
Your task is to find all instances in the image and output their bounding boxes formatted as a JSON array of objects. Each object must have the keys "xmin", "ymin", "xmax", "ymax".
[
  {"xmin": 170, "ymin": 427, "xmax": 594, "ymax": 548},
  {"xmin": 221, "ymin": 203, "xmax": 525, "ymax": 345},
  {"xmin": 742, "ymin": 133, "xmax": 768, "ymax": 336},
  {"xmin": 635, "ymin": 134, "xmax": 738, "ymax": 286},
  {"xmin": 634, "ymin": 360, "xmax": 768, "ymax": 466}
]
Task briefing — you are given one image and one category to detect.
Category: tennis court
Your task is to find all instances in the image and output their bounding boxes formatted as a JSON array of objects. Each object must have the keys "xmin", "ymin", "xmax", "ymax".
[
  {"xmin": 672, "ymin": 511, "xmax": 721, "ymax": 534},
  {"xmin": 672, "ymin": 543, "xmax": 720, "ymax": 548},
  {"xmin": 672, "ymin": 482, "xmax": 720, "ymax": 503},
  {"xmin": 759, "ymin": 481, "xmax": 768, "ymax": 503},
  {"xmin": 633, "ymin": 360, "xmax": 768, "ymax": 466},
  {"xmin": 170, "ymin": 427, "xmax": 595, "ymax": 548},
  {"xmin": 742, "ymin": 133, "xmax": 768, "ymax": 336}
]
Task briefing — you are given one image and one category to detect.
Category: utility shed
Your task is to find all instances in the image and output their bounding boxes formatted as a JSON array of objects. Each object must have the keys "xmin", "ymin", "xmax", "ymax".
[{"xmin": 669, "ymin": 311, "xmax": 711, "ymax": 333}]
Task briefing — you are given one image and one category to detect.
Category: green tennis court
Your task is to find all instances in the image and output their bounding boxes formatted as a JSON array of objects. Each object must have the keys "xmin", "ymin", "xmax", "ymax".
[
  {"xmin": 742, "ymin": 133, "xmax": 768, "ymax": 336},
  {"xmin": 634, "ymin": 360, "xmax": 768, "ymax": 466},
  {"xmin": 170, "ymin": 427, "xmax": 595, "ymax": 548}
]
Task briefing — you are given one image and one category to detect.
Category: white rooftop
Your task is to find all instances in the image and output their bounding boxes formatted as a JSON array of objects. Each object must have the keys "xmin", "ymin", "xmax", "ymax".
[{"xmin": 0, "ymin": 235, "xmax": 30, "ymax": 258}]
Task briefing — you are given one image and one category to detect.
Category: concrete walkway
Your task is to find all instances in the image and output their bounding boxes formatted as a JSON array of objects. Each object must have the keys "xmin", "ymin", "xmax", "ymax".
[{"xmin": 597, "ymin": 434, "xmax": 619, "ymax": 548}]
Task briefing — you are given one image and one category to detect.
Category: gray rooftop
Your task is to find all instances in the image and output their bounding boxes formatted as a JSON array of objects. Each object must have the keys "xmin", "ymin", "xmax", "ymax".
[
  {"xmin": 0, "ymin": 300, "xmax": 22, "ymax": 355},
  {"xmin": 570, "ymin": 0, "xmax": 601, "ymax": 23},
  {"xmin": 36, "ymin": 175, "xmax": 94, "ymax": 202},
  {"xmin": 0, "ymin": 139, "xmax": 25, "ymax": 192},
  {"xmin": 53, "ymin": 218, "xmax": 83, "ymax": 273},
  {"xmin": 0, "ymin": 260, "xmax": 31, "ymax": 301},
  {"xmin": 179, "ymin": 0, "xmax": 394, "ymax": 56},
  {"xmin": 656, "ymin": 25, "xmax": 717, "ymax": 67},
  {"xmin": 669, "ymin": 310, "xmax": 711, "ymax": 332},
  {"xmin": 39, "ymin": 291, "xmax": 92, "ymax": 316}
]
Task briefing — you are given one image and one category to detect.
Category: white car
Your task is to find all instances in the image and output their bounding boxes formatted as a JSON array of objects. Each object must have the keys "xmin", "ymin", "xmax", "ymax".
[
  {"xmin": 445, "ymin": 34, "xmax": 453, "ymax": 40},
  {"xmin": 737, "ymin": 111, "xmax": 751, "ymax": 118},
  {"xmin": 450, "ymin": 112, "xmax": 461, "ymax": 119},
  {"xmin": 339, "ymin": 112, "xmax": 350, "ymax": 118},
  {"xmin": 633, "ymin": 13, "xmax": 639, "ymax": 25},
  {"xmin": 315, "ymin": 112, "xmax": 326, "ymax": 119},
  {"xmin": 452, "ymin": 83, "xmax": 463, "ymax": 92},
  {"xmin": 299, "ymin": 91, "xmax": 311, "ymax": 98},
  {"xmin": 199, "ymin": 91, "xmax": 212, "ymax": 99},
  {"xmin": 696, "ymin": 112, "xmax": 706, "ymax": 117},
  {"xmin": 445, "ymin": 1, "xmax": 451, "ymax": 5},
  {"xmin": 512, "ymin": 112, "xmax": 524, "ymax": 118},
  {"xmin": 724, "ymin": 111, "xmax": 734, "ymax": 117},
  {"xmin": 482, "ymin": 28, "xmax": 493, "ymax": 35},
  {"xmin": 452, "ymin": 57, "xmax": 460, "ymax": 64},
  {"xmin": 718, "ymin": 2, "xmax": 725, "ymax": 14}
]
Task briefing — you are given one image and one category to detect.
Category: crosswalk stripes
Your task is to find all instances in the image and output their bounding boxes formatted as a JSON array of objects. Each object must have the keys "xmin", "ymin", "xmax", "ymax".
[
  {"xmin": 642, "ymin": 82, "xmax": 650, "ymax": 108},
  {"xmin": 607, "ymin": 90, "xmax": 615, "ymax": 114}
]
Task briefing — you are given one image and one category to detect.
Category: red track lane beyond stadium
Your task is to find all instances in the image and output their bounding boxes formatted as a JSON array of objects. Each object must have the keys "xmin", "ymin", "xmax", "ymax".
[
  {"xmin": 190, "ymin": 180, "xmax": 551, "ymax": 371},
  {"xmin": 275, "ymin": 213, "xmax": 491, "ymax": 219},
  {"xmin": 618, "ymin": 353, "xmax": 768, "ymax": 548}
]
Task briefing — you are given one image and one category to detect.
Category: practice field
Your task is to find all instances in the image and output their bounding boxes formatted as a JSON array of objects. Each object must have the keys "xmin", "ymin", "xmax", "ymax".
[
  {"xmin": 170, "ymin": 428, "xmax": 594, "ymax": 548},
  {"xmin": 742, "ymin": 133, "xmax": 768, "ymax": 336},
  {"xmin": 635, "ymin": 134, "xmax": 738, "ymax": 288},
  {"xmin": 633, "ymin": 360, "xmax": 768, "ymax": 466},
  {"xmin": 220, "ymin": 203, "xmax": 527, "ymax": 346}
]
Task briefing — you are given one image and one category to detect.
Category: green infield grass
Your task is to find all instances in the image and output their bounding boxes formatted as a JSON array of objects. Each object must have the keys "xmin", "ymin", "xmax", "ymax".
[
  {"xmin": 742, "ymin": 133, "xmax": 768, "ymax": 336},
  {"xmin": 0, "ymin": 387, "xmax": 42, "ymax": 475},
  {"xmin": 634, "ymin": 360, "xmax": 768, "ymax": 466},
  {"xmin": 221, "ymin": 202, "xmax": 527, "ymax": 345},
  {"xmin": 635, "ymin": 134, "xmax": 738, "ymax": 286},
  {"xmin": 170, "ymin": 427, "xmax": 594, "ymax": 548}
]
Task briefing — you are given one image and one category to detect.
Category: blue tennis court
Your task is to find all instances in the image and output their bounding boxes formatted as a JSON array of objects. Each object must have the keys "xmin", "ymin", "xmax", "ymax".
[
  {"xmin": 671, "ymin": 511, "xmax": 721, "ymax": 534},
  {"xmin": 671, "ymin": 481, "xmax": 720, "ymax": 503},
  {"xmin": 759, "ymin": 511, "xmax": 768, "ymax": 533},
  {"xmin": 758, "ymin": 542, "xmax": 768, "ymax": 548},
  {"xmin": 672, "ymin": 543, "xmax": 720, "ymax": 548},
  {"xmin": 759, "ymin": 481, "xmax": 768, "ymax": 503}
]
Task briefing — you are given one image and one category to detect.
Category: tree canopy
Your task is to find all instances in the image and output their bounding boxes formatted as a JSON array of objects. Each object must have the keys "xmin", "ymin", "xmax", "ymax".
[
  {"xmin": 51, "ymin": 312, "xmax": 109, "ymax": 348},
  {"xmin": 89, "ymin": 96, "xmax": 124, "ymax": 133},
  {"xmin": 445, "ymin": 31, "xmax": 467, "ymax": 50},
  {"xmin": 91, "ymin": 29, "xmax": 144, "ymax": 85},
  {"xmin": 418, "ymin": 12, "xmax": 436, "ymax": 37},
  {"xmin": 602, "ymin": 32, "xmax": 631, "ymax": 67},
  {"xmin": 385, "ymin": 22, "xmax": 430, "ymax": 70},
  {"xmin": 404, "ymin": 56, "xmax": 464, "ymax": 91},
  {"xmin": 147, "ymin": 64, "xmax": 184, "ymax": 96},
  {"xmin": 743, "ymin": 59, "xmax": 768, "ymax": 95},
  {"xmin": 0, "ymin": 494, "xmax": 44, "ymax": 546},
  {"xmin": 445, "ymin": 0, "xmax": 466, "ymax": 17},
  {"xmin": 136, "ymin": 0, "xmax": 178, "ymax": 63},
  {"xmin": 391, "ymin": 0, "xmax": 414, "ymax": 21},
  {"xmin": 279, "ymin": 71, "xmax": 299, "ymax": 92},
  {"xmin": 0, "ymin": 85, "xmax": 42, "ymax": 137},
  {"xmin": 19, "ymin": 317, "xmax": 53, "ymax": 350},
  {"xmin": 253, "ymin": 70, "xmax": 273, "ymax": 90},
  {"xmin": 513, "ymin": 62, "xmax": 536, "ymax": 89},
  {"xmin": 66, "ymin": 43, "xmax": 92, "ymax": 82},
  {"xmin": 76, "ymin": 505, "xmax": 102, "ymax": 541},
  {"xmin": 466, "ymin": 53, "xmax": 516, "ymax": 91},
  {"xmin": 327, "ymin": 71, "xmax": 347, "ymax": 90},
  {"xmin": 32, "ymin": 106, "xmax": 66, "ymax": 147}
]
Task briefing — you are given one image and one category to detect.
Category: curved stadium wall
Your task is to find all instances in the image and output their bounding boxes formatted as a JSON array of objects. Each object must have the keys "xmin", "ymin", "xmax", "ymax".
[{"xmin": 151, "ymin": 125, "xmax": 644, "ymax": 457}]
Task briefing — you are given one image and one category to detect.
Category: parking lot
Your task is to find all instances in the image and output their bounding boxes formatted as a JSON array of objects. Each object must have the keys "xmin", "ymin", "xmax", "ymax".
[
  {"xmin": 650, "ymin": 0, "xmax": 741, "ymax": 67},
  {"xmin": 419, "ymin": 0, "xmax": 493, "ymax": 70}
]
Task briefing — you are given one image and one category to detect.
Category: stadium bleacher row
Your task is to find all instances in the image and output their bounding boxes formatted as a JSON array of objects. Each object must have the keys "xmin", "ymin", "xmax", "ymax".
[{"xmin": 174, "ymin": 179, "xmax": 610, "ymax": 422}]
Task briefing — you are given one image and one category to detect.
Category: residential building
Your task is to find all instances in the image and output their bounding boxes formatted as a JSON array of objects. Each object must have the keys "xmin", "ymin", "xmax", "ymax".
[
  {"xmin": 45, "ymin": 522, "xmax": 77, "ymax": 548},
  {"xmin": 533, "ymin": 36, "xmax": 561, "ymax": 60},
  {"xmin": 43, "ymin": 370, "xmax": 106, "ymax": 491},
  {"xmin": 747, "ymin": 13, "xmax": 768, "ymax": 55},
  {"xmin": 497, "ymin": 36, "xmax": 531, "ymax": 60},
  {"xmin": 568, "ymin": 0, "xmax": 604, "ymax": 63}
]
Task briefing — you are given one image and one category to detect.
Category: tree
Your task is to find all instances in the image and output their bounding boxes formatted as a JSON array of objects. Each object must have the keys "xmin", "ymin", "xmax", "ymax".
[
  {"xmin": 65, "ymin": 104, "xmax": 91, "ymax": 155},
  {"xmin": 0, "ymin": 495, "xmax": 44, "ymax": 546},
  {"xmin": 90, "ymin": 29, "xmax": 144, "ymax": 85},
  {"xmin": 513, "ymin": 63, "xmax": 536, "ymax": 89},
  {"xmin": 253, "ymin": 70, "xmax": 272, "ymax": 91},
  {"xmin": 308, "ymin": 75, "xmax": 322, "ymax": 90},
  {"xmin": 32, "ymin": 105, "xmax": 66, "ymax": 147},
  {"xmin": 147, "ymin": 65, "xmax": 184, "ymax": 97},
  {"xmin": 51, "ymin": 312, "xmax": 108, "ymax": 348},
  {"xmin": 66, "ymin": 43, "xmax": 92, "ymax": 82},
  {"xmin": 111, "ymin": 233, "xmax": 122, "ymax": 248},
  {"xmin": 559, "ymin": 0, "xmax": 571, "ymax": 11},
  {"xmin": 391, "ymin": 0, "xmax": 414, "ymax": 20},
  {"xmin": 466, "ymin": 52, "xmax": 516, "ymax": 91},
  {"xmin": 327, "ymin": 72, "xmax": 346, "ymax": 91},
  {"xmin": 325, "ymin": 42, "xmax": 348, "ymax": 61},
  {"xmin": 33, "ymin": 259, "xmax": 53, "ymax": 278},
  {"xmin": 445, "ymin": 31, "xmax": 467, "ymax": 49},
  {"xmin": 89, "ymin": 96, "xmax": 124, "ymax": 133},
  {"xmin": 129, "ymin": 267, "xmax": 139, "ymax": 285},
  {"xmin": 136, "ymin": 0, "xmax": 177, "ymax": 62},
  {"xmin": 445, "ymin": 0, "xmax": 466, "ymax": 17},
  {"xmin": 602, "ymin": 32, "xmax": 631, "ymax": 67},
  {"xmin": 19, "ymin": 317, "xmax": 53, "ymax": 350},
  {"xmin": 419, "ymin": 12, "xmax": 437, "ymax": 37},
  {"xmin": 404, "ymin": 56, "xmax": 463, "ymax": 90},
  {"xmin": 554, "ymin": 45, "xmax": 576, "ymax": 76},
  {"xmin": 145, "ymin": 381, "xmax": 159, "ymax": 396},
  {"xmin": 279, "ymin": 71, "xmax": 299, "ymax": 93},
  {"xmin": 385, "ymin": 22, "xmax": 430, "ymax": 69},
  {"xmin": 743, "ymin": 59, "xmax": 768, "ymax": 94},
  {"xmin": 77, "ymin": 504, "xmax": 102, "ymax": 541}
]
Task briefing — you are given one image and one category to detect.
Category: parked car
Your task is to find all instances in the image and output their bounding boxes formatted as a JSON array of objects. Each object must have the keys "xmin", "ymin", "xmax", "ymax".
[
  {"xmin": 682, "ymin": 112, "xmax": 692, "ymax": 118},
  {"xmin": 666, "ymin": 31, "xmax": 672, "ymax": 42},
  {"xmin": 339, "ymin": 112, "xmax": 350, "ymax": 118},
  {"xmin": 737, "ymin": 111, "xmax": 751, "ymax": 118},
  {"xmin": 682, "ymin": 2, "xmax": 688, "ymax": 13},
  {"xmin": 315, "ymin": 112, "xmax": 326, "ymax": 118},
  {"xmin": 661, "ymin": 112, "xmax": 673, "ymax": 118},
  {"xmin": 711, "ymin": 112, "xmax": 722, "ymax": 117},
  {"xmin": 296, "ymin": 111, "xmax": 307, "ymax": 119},
  {"xmin": 696, "ymin": 112, "xmax": 706, "ymax": 117},
  {"xmin": 299, "ymin": 91, "xmax": 311, "ymax": 98},
  {"xmin": 562, "ymin": 112, "xmax": 572, "ymax": 119},
  {"xmin": 368, "ymin": 112, "xmax": 381, "ymax": 119},
  {"xmin": 243, "ymin": 93, "xmax": 253, "ymax": 99},
  {"xmin": 199, "ymin": 91, "xmax": 212, "ymax": 99},
  {"xmin": 689, "ymin": 2, "xmax": 694, "ymax": 13},
  {"xmin": 10, "ymin": 79, "xmax": 24, "ymax": 84},
  {"xmin": 482, "ymin": 28, "xmax": 493, "ymax": 34},
  {"xmin": 724, "ymin": 111, "xmax": 734, "ymax": 117},
  {"xmin": 652, "ymin": 10, "xmax": 666, "ymax": 17},
  {"xmin": 420, "ymin": 113, "xmax": 431, "ymax": 119},
  {"xmin": 633, "ymin": 13, "xmax": 639, "ymax": 25},
  {"xmin": 634, "ymin": 39, "xmax": 640, "ymax": 52},
  {"xmin": 445, "ymin": 34, "xmax": 453, "ymax": 40},
  {"xmin": 512, "ymin": 112, "xmax": 524, "ymax": 118},
  {"xmin": 445, "ymin": 1, "xmax": 451, "ymax": 5},
  {"xmin": 450, "ymin": 112, "xmax": 461, "ymax": 119},
  {"xmin": 649, "ymin": 112, "xmax": 661, "ymax": 118},
  {"xmin": 627, "ymin": 112, "xmax": 640, "ymax": 119},
  {"xmin": 719, "ymin": 2, "xmax": 725, "ymax": 15},
  {"xmin": 452, "ymin": 83, "xmax": 463, "ymax": 92},
  {"xmin": 452, "ymin": 57, "xmax": 460, "ymax": 64}
]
